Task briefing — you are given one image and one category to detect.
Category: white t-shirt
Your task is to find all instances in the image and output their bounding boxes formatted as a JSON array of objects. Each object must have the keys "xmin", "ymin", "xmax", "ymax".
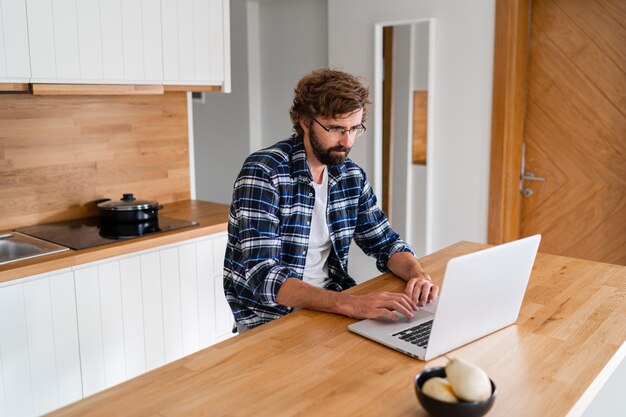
[{"xmin": 303, "ymin": 168, "xmax": 332, "ymax": 288}]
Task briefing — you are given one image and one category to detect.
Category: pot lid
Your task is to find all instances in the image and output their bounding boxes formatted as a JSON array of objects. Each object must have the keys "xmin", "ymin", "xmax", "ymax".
[{"xmin": 97, "ymin": 194, "xmax": 160, "ymax": 211}]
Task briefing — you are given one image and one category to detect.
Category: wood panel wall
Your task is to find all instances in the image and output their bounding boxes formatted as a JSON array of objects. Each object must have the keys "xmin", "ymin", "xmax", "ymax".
[{"xmin": 0, "ymin": 93, "xmax": 190, "ymax": 230}]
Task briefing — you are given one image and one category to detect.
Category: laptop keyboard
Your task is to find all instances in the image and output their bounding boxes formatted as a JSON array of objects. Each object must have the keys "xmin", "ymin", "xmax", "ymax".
[{"xmin": 392, "ymin": 320, "xmax": 433, "ymax": 348}]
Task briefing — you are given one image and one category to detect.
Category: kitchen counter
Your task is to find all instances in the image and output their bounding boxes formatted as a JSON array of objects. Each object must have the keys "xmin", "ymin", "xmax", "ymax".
[
  {"xmin": 0, "ymin": 200, "xmax": 229, "ymax": 284},
  {"xmin": 44, "ymin": 241, "xmax": 626, "ymax": 417}
]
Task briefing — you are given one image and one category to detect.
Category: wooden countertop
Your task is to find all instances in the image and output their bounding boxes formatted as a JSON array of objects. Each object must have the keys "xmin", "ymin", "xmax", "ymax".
[
  {"xmin": 45, "ymin": 241, "xmax": 626, "ymax": 417},
  {"xmin": 0, "ymin": 200, "xmax": 229, "ymax": 284}
]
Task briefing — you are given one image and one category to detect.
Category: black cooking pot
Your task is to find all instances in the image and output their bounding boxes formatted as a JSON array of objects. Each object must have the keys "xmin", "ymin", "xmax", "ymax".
[
  {"xmin": 98, "ymin": 218, "xmax": 161, "ymax": 239},
  {"xmin": 97, "ymin": 194, "xmax": 163, "ymax": 223}
]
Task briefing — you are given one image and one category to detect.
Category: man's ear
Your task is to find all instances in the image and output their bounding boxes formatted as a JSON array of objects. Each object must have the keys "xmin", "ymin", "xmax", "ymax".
[{"xmin": 300, "ymin": 118, "xmax": 310, "ymax": 135}]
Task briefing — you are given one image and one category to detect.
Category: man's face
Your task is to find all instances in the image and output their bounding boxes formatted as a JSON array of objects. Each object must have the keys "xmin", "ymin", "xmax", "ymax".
[{"xmin": 305, "ymin": 109, "xmax": 364, "ymax": 167}]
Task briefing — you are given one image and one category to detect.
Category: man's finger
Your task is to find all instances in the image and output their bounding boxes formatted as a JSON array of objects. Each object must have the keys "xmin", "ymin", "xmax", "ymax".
[
  {"xmin": 389, "ymin": 299, "xmax": 414, "ymax": 319},
  {"xmin": 407, "ymin": 279, "xmax": 423, "ymax": 306},
  {"xmin": 428, "ymin": 285, "xmax": 439, "ymax": 303},
  {"xmin": 404, "ymin": 279, "xmax": 416, "ymax": 299},
  {"xmin": 419, "ymin": 282, "xmax": 432, "ymax": 306}
]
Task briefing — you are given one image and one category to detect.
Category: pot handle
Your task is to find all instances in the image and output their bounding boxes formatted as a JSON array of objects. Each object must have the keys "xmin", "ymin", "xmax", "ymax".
[{"xmin": 142, "ymin": 205, "xmax": 164, "ymax": 213}]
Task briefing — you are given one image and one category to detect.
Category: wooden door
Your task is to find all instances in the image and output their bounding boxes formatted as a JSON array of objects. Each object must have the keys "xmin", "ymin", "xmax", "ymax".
[
  {"xmin": 489, "ymin": 0, "xmax": 626, "ymax": 265},
  {"xmin": 521, "ymin": 0, "xmax": 626, "ymax": 264}
]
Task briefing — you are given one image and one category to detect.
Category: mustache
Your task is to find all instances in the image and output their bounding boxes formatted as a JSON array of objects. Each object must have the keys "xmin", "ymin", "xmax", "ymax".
[{"xmin": 329, "ymin": 145, "xmax": 350, "ymax": 153}]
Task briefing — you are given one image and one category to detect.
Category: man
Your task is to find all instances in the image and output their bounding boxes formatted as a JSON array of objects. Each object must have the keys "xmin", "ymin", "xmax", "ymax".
[{"xmin": 224, "ymin": 68, "xmax": 438, "ymax": 333}]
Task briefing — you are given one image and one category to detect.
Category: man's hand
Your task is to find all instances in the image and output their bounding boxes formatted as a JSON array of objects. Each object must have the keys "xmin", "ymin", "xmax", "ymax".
[
  {"xmin": 387, "ymin": 252, "xmax": 439, "ymax": 307},
  {"xmin": 404, "ymin": 271, "xmax": 438, "ymax": 307},
  {"xmin": 343, "ymin": 292, "xmax": 417, "ymax": 321},
  {"xmin": 277, "ymin": 278, "xmax": 417, "ymax": 321}
]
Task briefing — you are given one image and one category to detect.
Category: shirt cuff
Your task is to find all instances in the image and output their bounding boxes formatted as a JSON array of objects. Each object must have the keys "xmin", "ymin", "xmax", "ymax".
[
  {"xmin": 376, "ymin": 241, "xmax": 416, "ymax": 272},
  {"xmin": 254, "ymin": 264, "xmax": 294, "ymax": 307}
]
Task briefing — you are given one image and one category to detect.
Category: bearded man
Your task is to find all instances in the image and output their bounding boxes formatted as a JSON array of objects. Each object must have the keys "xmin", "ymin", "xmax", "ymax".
[{"xmin": 224, "ymin": 68, "xmax": 438, "ymax": 333}]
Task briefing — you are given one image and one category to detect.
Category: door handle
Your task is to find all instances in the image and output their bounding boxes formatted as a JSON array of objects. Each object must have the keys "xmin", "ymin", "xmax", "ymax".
[
  {"xmin": 519, "ymin": 144, "xmax": 546, "ymax": 198},
  {"xmin": 521, "ymin": 171, "xmax": 545, "ymax": 182}
]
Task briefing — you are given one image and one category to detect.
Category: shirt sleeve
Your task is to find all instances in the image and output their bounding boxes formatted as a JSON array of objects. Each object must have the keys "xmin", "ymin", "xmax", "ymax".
[
  {"xmin": 352, "ymin": 168, "xmax": 416, "ymax": 272},
  {"xmin": 231, "ymin": 162, "xmax": 296, "ymax": 307}
]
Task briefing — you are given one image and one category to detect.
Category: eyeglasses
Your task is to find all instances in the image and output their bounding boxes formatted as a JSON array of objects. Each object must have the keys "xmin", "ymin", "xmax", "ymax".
[{"xmin": 312, "ymin": 118, "xmax": 366, "ymax": 138}]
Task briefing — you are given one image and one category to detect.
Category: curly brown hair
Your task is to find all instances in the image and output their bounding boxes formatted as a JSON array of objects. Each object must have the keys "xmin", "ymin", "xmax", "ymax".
[{"xmin": 290, "ymin": 68, "xmax": 372, "ymax": 136}]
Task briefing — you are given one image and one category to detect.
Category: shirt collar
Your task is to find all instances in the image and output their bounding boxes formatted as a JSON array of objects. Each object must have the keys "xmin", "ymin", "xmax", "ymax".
[{"xmin": 290, "ymin": 135, "xmax": 346, "ymax": 186}]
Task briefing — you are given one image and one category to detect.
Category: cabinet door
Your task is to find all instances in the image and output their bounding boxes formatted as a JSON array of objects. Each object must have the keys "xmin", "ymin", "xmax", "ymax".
[
  {"xmin": 26, "ymin": 0, "xmax": 162, "ymax": 83},
  {"xmin": 120, "ymin": 0, "xmax": 163, "ymax": 83},
  {"xmin": 162, "ymin": 0, "xmax": 228, "ymax": 87},
  {"xmin": 160, "ymin": 247, "xmax": 184, "ymax": 363},
  {"xmin": 74, "ymin": 265, "xmax": 112, "ymax": 396},
  {"xmin": 196, "ymin": 238, "xmax": 217, "ymax": 348},
  {"xmin": 0, "ymin": 283, "xmax": 34, "ymax": 417},
  {"xmin": 0, "ymin": 0, "xmax": 30, "ymax": 81},
  {"xmin": 212, "ymin": 233, "xmax": 235, "ymax": 341},
  {"xmin": 179, "ymin": 243, "xmax": 201, "ymax": 355},
  {"xmin": 0, "ymin": 270, "xmax": 81, "ymax": 417},
  {"xmin": 119, "ymin": 257, "xmax": 147, "ymax": 379}
]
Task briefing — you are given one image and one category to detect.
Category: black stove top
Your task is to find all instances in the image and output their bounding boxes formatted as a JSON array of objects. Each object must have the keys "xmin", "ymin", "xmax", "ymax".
[{"xmin": 16, "ymin": 216, "xmax": 198, "ymax": 250}]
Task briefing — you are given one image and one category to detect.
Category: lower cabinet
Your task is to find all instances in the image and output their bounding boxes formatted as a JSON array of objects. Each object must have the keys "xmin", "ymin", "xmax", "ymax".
[
  {"xmin": 0, "ymin": 269, "xmax": 81, "ymax": 417},
  {"xmin": 0, "ymin": 232, "xmax": 234, "ymax": 417}
]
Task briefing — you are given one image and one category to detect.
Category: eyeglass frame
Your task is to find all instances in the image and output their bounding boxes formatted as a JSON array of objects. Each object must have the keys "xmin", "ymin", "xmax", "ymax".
[{"xmin": 311, "ymin": 117, "xmax": 367, "ymax": 138}]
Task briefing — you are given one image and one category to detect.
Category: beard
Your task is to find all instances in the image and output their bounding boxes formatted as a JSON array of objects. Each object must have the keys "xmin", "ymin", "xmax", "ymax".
[{"xmin": 309, "ymin": 125, "xmax": 352, "ymax": 166}]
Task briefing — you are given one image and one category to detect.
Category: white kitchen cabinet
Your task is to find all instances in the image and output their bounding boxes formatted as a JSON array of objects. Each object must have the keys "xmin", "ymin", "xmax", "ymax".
[
  {"xmin": 19, "ymin": 0, "xmax": 229, "ymax": 88},
  {"xmin": 0, "ymin": 231, "xmax": 233, "ymax": 417},
  {"xmin": 0, "ymin": 269, "xmax": 82, "ymax": 417},
  {"xmin": 197, "ymin": 238, "xmax": 218, "ymax": 347},
  {"xmin": 72, "ymin": 232, "xmax": 234, "ymax": 386},
  {"xmin": 140, "ymin": 250, "xmax": 167, "ymax": 371},
  {"xmin": 119, "ymin": 256, "xmax": 147, "ymax": 379},
  {"xmin": 179, "ymin": 243, "xmax": 201, "ymax": 355},
  {"xmin": 26, "ymin": 0, "xmax": 163, "ymax": 84},
  {"xmin": 76, "ymin": 233, "xmax": 230, "ymax": 378},
  {"xmin": 0, "ymin": 232, "xmax": 234, "ymax": 416},
  {"xmin": 0, "ymin": 0, "xmax": 30, "ymax": 82},
  {"xmin": 212, "ymin": 233, "xmax": 233, "ymax": 341},
  {"xmin": 161, "ymin": 0, "xmax": 230, "ymax": 90}
]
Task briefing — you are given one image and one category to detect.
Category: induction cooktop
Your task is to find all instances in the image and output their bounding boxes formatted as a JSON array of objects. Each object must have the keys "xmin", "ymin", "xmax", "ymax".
[{"xmin": 16, "ymin": 216, "xmax": 198, "ymax": 250}]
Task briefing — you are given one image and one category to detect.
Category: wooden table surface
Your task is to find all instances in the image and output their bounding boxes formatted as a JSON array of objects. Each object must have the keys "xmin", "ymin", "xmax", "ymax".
[{"xmin": 46, "ymin": 241, "xmax": 626, "ymax": 417}]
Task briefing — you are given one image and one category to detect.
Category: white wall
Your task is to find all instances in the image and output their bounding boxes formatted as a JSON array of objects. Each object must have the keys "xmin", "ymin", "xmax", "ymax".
[
  {"xmin": 328, "ymin": 0, "xmax": 496, "ymax": 260},
  {"xmin": 257, "ymin": 0, "xmax": 328, "ymax": 147},
  {"xmin": 192, "ymin": 0, "xmax": 251, "ymax": 204}
]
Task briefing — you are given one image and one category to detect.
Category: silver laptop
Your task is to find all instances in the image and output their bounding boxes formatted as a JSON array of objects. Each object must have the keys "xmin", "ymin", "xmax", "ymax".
[{"xmin": 348, "ymin": 235, "xmax": 541, "ymax": 361}]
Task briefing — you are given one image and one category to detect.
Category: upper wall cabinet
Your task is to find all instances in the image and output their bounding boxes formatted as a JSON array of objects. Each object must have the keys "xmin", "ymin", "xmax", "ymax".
[
  {"xmin": 27, "ymin": 0, "xmax": 163, "ymax": 84},
  {"xmin": 0, "ymin": 0, "xmax": 30, "ymax": 82},
  {"xmin": 161, "ymin": 0, "xmax": 229, "ymax": 90},
  {"xmin": 12, "ymin": 0, "xmax": 230, "ymax": 89}
]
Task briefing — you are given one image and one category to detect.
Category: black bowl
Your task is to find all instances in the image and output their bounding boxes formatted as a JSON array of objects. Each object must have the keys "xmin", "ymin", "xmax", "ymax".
[{"xmin": 414, "ymin": 367, "xmax": 497, "ymax": 417}]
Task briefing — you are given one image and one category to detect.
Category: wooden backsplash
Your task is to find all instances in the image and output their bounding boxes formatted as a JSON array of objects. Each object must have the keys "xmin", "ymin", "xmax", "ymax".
[{"xmin": 0, "ymin": 93, "xmax": 190, "ymax": 230}]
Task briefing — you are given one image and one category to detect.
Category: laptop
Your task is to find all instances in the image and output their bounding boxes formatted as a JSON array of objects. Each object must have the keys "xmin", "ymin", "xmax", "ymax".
[{"xmin": 348, "ymin": 235, "xmax": 541, "ymax": 360}]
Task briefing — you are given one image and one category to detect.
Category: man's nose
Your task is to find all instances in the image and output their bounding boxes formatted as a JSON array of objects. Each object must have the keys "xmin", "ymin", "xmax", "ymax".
[{"xmin": 338, "ymin": 132, "xmax": 353, "ymax": 148}]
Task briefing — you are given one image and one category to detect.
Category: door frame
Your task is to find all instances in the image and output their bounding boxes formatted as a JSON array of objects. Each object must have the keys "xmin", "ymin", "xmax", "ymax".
[
  {"xmin": 488, "ymin": 0, "xmax": 531, "ymax": 244},
  {"xmin": 373, "ymin": 18, "xmax": 435, "ymax": 253}
]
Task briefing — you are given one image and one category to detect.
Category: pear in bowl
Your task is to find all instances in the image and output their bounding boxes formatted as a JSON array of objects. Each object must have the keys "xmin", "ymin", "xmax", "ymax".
[
  {"xmin": 445, "ymin": 357, "xmax": 492, "ymax": 402},
  {"xmin": 414, "ymin": 358, "xmax": 496, "ymax": 417}
]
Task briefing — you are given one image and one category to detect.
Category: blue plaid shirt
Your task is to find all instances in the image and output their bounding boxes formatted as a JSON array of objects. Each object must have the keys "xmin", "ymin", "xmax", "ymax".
[{"xmin": 223, "ymin": 135, "xmax": 415, "ymax": 329}]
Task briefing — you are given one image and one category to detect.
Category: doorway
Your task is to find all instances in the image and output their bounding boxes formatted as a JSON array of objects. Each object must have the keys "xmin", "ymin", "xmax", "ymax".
[{"xmin": 375, "ymin": 19, "xmax": 434, "ymax": 257}]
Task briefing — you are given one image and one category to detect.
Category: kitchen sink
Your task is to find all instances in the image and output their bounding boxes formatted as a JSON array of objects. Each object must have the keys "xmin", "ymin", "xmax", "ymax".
[{"xmin": 0, "ymin": 232, "xmax": 70, "ymax": 265}]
